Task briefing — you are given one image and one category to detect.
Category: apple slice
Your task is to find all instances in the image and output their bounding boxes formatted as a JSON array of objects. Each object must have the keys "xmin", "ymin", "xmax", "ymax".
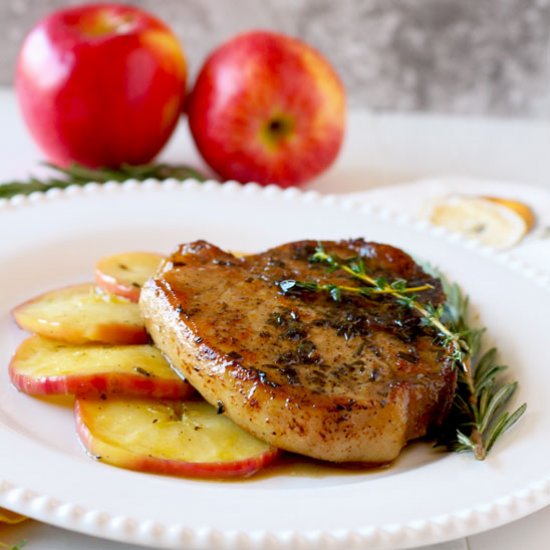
[
  {"xmin": 423, "ymin": 195, "xmax": 533, "ymax": 249},
  {"xmin": 484, "ymin": 196, "xmax": 536, "ymax": 232},
  {"xmin": 75, "ymin": 397, "xmax": 280, "ymax": 478},
  {"xmin": 13, "ymin": 284, "xmax": 148, "ymax": 344},
  {"xmin": 95, "ymin": 252, "xmax": 164, "ymax": 302},
  {"xmin": 9, "ymin": 335, "xmax": 193, "ymax": 400}
]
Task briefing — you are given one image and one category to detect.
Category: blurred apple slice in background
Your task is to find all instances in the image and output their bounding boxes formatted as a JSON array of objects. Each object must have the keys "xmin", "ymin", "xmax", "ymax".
[
  {"xmin": 484, "ymin": 196, "xmax": 536, "ymax": 232},
  {"xmin": 423, "ymin": 195, "xmax": 535, "ymax": 249}
]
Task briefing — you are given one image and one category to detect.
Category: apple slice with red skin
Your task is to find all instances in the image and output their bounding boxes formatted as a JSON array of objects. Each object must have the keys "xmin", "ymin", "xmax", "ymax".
[
  {"xmin": 13, "ymin": 284, "xmax": 148, "ymax": 345},
  {"xmin": 75, "ymin": 397, "xmax": 280, "ymax": 478},
  {"xmin": 9, "ymin": 335, "xmax": 193, "ymax": 400},
  {"xmin": 95, "ymin": 251, "xmax": 164, "ymax": 302}
]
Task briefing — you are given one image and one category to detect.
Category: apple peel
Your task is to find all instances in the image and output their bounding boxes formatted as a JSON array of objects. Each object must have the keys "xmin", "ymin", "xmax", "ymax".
[
  {"xmin": 484, "ymin": 196, "xmax": 536, "ymax": 232},
  {"xmin": 95, "ymin": 251, "xmax": 164, "ymax": 302}
]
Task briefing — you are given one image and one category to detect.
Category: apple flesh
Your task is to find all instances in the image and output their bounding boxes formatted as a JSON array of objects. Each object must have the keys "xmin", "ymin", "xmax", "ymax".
[
  {"xmin": 187, "ymin": 30, "xmax": 346, "ymax": 187},
  {"xmin": 10, "ymin": 335, "xmax": 193, "ymax": 400},
  {"xmin": 13, "ymin": 284, "xmax": 148, "ymax": 345},
  {"xmin": 75, "ymin": 397, "xmax": 280, "ymax": 478},
  {"xmin": 95, "ymin": 251, "xmax": 164, "ymax": 302},
  {"xmin": 16, "ymin": 4, "xmax": 187, "ymax": 168}
]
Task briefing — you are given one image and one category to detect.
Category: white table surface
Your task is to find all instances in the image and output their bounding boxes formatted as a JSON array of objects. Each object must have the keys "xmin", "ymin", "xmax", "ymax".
[{"xmin": 1, "ymin": 86, "xmax": 550, "ymax": 550}]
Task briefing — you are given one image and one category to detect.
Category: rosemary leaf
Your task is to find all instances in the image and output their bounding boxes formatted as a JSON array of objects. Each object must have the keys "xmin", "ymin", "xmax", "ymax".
[
  {"xmin": 478, "ymin": 383, "xmax": 517, "ymax": 433},
  {"xmin": 476, "ymin": 365, "xmax": 508, "ymax": 395},
  {"xmin": 435, "ymin": 270, "xmax": 526, "ymax": 459},
  {"xmin": 0, "ymin": 162, "xmax": 207, "ymax": 199},
  {"xmin": 485, "ymin": 403, "xmax": 527, "ymax": 453},
  {"xmin": 453, "ymin": 393, "xmax": 472, "ymax": 416},
  {"xmin": 455, "ymin": 430, "xmax": 476, "ymax": 452},
  {"xmin": 474, "ymin": 348, "xmax": 498, "ymax": 379}
]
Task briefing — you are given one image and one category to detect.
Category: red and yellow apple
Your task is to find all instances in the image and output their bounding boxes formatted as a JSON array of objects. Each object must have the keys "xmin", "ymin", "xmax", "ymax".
[
  {"xmin": 75, "ymin": 397, "xmax": 280, "ymax": 478},
  {"xmin": 16, "ymin": 3, "xmax": 187, "ymax": 168},
  {"xmin": 13, "ymin": 284, "xmax": 149, "ymax": 345},
  {"xmin": 95, "ymin": 251, "xmax": 164, "ymax": 302},
  {"xmin": 10, "ymin": 335, "xmax": 193, "ymax": 400},
  {"xmin": 187, "ymin": 30, "xmax": 346, "ymax": 187}
]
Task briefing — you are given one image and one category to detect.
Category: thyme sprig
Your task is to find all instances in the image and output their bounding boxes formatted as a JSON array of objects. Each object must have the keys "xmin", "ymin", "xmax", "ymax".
[
  {"xmin": 278, "ymin": 243, "xmax": 526, "ymax": 459},
  {"xmin": 280, "ymin": 243, "xmax": 470, "ymax": 370},
  {"xmin": 0, "ymin": 162, "xmax": 206, "ymax": 199}
]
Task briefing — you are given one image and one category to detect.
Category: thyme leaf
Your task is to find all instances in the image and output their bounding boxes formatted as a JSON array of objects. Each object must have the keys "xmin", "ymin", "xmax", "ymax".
[
  {"xmin": 0, "ymin": 162, "xmax": 207, "ymax": 199},
  {"xmin": 281, "ymin": 242, "xmax": 470, "ymax": 371}
]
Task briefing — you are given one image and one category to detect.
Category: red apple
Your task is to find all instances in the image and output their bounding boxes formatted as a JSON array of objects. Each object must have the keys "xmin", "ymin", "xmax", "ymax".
[
  {"xmin": 187, "ymin": 30, "xmax": 346, "ymax": 187},
  {"xmin": 75, "ymin": 397, "xmax": 281, "ymax": 478},
  {"xmin": 16, "ymin": 3, "xmax": 187, "ymax": 168}
]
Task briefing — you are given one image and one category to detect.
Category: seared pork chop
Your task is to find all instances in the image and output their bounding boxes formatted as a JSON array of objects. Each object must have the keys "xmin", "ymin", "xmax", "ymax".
[{"xmin": 140, "ymin": 239, "xmax": 456, "ymax": 463}]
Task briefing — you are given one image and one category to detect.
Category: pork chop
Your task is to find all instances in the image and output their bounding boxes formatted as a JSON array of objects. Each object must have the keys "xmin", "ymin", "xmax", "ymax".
[{"xmin": 139, "ymin": 239, "xmax": 456, "ymax": 463}]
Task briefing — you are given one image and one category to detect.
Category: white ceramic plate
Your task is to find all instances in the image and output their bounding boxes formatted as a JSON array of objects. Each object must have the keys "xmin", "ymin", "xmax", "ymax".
[{"xmin": 1, "ymin": 181, "xmax": 549, "ymax": 550}]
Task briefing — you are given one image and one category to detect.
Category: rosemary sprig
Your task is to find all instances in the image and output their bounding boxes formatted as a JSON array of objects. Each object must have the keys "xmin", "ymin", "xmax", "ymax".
[
  {"xmin": 0, "ymin": 162, "xmax": 206, "ymax": 199},
  {"xmin": 278, "ymin": 243, "xmax": 526, "ymax": 459},
  {"xmin": 435, "ymin": 274, "xmax": 527, "ymax": 459}
]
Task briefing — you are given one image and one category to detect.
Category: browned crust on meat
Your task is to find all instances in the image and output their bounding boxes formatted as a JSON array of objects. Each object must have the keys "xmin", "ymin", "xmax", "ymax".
[{"xmin": 140, "ymin": 239, "xmax": 456, "ymax": 463}]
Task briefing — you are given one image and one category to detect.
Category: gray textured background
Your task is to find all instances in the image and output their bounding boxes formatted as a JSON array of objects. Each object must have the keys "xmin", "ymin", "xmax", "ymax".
[{"xmin": 2, "ymin": 0, "xmax": 550, "ymax": 117}]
